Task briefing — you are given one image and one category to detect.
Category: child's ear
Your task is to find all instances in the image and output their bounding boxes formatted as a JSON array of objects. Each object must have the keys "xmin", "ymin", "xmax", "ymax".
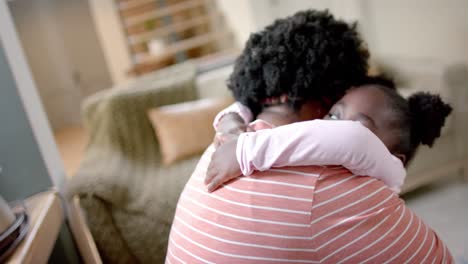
[{"xmin": 395, "ymin": 153, "xmax": 407, "ymax": 165}]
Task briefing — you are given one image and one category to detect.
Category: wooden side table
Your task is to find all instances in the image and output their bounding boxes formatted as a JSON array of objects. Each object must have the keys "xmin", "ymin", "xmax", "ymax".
[
  {"xmin": 6, "ymin": 191, "xmax": 63, "ymax": 264},
  {"xmin": 68, "ymin": 197, "xmax": 102, "ymax": 264}
]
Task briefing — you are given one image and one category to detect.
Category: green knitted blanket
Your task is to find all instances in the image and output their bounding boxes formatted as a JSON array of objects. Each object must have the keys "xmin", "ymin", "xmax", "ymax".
[{"xmin": 68, "ymin": 62, "xmax": 203, "ymax": 263}]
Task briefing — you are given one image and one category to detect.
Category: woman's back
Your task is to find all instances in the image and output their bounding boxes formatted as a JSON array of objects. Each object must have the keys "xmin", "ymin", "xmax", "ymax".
[{"xmin": 166, "ymin": 147, "xmax": 452, "ymax": 263}]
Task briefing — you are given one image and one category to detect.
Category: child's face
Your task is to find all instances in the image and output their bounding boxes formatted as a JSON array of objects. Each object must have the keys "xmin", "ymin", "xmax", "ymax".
[{"xmin": 325, "ymin": 85, "xmax": 400, "ymax": 151}]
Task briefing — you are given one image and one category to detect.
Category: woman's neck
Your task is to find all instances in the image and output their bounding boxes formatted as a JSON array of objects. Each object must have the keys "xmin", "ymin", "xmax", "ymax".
[
  {"xmin": 257, "ymin": 105, "xmax": 301, "ymax": 127},
  {"xmin": 256, "ymin": 100, "xmax": 327, "ymax": 126}
]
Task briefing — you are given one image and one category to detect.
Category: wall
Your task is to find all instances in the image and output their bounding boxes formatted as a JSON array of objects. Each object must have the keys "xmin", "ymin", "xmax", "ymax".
[
  {"xmin": 9, "ymin": 0, "xmax": 112, "ymax": 131},
  {"xmin": 216, "ymin": 0, "xmax": 257, "ymax": 47},
  {"xmin": 360, "ymin": 0, "xmax": 468, "ymax": 63},
  {"xmin": 0, "ymin": 42, "xmax": 52, "ymax": 201},
  {"xmin": 54, "ymin": 0, "xmax": 113, "ymax": 97},
  {"xmin": 216, "ymin": 0, "xmax": 356, "ymax": 47},
  {"xmin": 0, "ymin": 42, "xmax": 80, "ymax": 264},
  {"xmin": 262, "ymin": 0, "xmax": 331, "ymax": 25},
  {"xmin": 1, "ymin": 3, "xmax": 80, "ymax": 261},
  {"xmin": 215, "ymin": 0, "xmax": 468, "ymax": 65},
  {"xmin": 87, "ymin": 0, "xmax": 132, "ymax": 84}
]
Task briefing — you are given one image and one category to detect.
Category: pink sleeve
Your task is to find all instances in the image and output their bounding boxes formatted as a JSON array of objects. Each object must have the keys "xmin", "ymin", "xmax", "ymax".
[
  {"xmin": 236, "ymin": 120, "xmax": 406, "ymax": 193},
  {"xmin": 213, "ymin": 102, "xmax": 253, "ymax": 130}
]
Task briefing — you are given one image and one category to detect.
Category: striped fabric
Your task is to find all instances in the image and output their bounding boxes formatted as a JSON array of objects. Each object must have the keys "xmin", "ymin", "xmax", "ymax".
[{"xmin": 166, "ymin": 146, "xmax": 453, "ymax": 263}]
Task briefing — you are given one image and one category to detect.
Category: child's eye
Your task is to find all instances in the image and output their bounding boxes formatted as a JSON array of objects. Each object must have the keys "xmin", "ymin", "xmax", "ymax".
[{"xmin": 327, "ymin": 113, "xmax": 339, "ymax": 120}]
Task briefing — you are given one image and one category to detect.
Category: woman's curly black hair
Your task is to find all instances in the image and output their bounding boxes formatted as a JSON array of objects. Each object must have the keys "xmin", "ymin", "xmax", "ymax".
[{"xmin": 227, "ymin": 9, "xmax": 369, "ymax": 117}]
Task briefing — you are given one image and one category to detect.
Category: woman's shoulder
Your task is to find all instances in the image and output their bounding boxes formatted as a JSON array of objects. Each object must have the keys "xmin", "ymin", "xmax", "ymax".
[{"xmin": 314, "ymin": 167, "xmax": 402, "ymax": 208}]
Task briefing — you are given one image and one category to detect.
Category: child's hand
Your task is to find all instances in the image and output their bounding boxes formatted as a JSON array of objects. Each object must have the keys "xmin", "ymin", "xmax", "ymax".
[
  {"xmin": 214, "ymin": 113, "xmax": 248, "ymax": 148},
  {"xmin": 205, "ymin": 139, "xmax": 242, "ymax": 192},
  {"xmin": 214, "ymin": 132, "xmax": 240, "ymax": 148}
]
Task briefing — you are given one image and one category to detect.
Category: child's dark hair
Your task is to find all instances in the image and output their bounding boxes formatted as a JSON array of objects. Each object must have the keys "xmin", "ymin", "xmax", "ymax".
[
  {"xmin": 227, "ymin": 9, "xmax": 369, "ymax": 117},
  {"xmin": 361, "ymin": 76, "xmax": 453, "ymax": 165}
]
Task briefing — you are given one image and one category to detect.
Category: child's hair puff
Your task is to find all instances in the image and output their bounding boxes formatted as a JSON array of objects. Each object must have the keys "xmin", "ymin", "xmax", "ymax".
[{"xmin": 408, "ymin": 93, "xmax": 452, "ymax": 148}]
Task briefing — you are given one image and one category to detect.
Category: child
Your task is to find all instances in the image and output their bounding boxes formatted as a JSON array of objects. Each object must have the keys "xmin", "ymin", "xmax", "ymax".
[{"xmin": 206, "ymin": 77, "xmax": 452, "ymax": 193}]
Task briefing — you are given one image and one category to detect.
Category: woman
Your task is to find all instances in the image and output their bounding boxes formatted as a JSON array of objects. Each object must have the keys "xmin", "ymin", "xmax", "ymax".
[{"xmin": 165, "ymin": 10, "xmax": 453, "ymax": 263}]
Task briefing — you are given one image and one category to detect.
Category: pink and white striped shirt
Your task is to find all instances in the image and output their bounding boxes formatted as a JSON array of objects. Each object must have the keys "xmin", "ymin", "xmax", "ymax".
[{"xmin": 166, "ymin": 146, "xmax": 453, "ymax": 263}]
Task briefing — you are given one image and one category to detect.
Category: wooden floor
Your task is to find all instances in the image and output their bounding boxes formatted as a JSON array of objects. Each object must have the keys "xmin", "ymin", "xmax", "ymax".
[
  {"xmin": 54, "ymin": 126, "xmax": 87, "ymax": 178},
  {"xmin": 54, "ymin": 126, "xmax": 103, "ymax": 263}
]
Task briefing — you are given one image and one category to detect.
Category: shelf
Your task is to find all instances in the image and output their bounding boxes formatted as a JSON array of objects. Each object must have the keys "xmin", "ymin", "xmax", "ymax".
[
  {"xmin": 118, "ymin": 0, "xmax": 156, "ymax": 11},
  {"xmin": 128, "ymin": 14, "xmax": 213, "ymax": 45},
  {"xmin": 124, "ymin": 0, "xmax": 206, "ymax": 28},
  {"xmin": 68, "ymin": 197, "xmax": 102, "ymax": 264},
  {"xmin": 136, "ymin": 31, "xmax": 229, "ymax": 63}
]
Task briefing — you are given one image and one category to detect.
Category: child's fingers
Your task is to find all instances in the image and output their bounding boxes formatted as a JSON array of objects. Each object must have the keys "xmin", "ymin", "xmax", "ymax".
[
  {"xmin": 205, "ymin": 171, "xmax": 215, "ymax": 185},
  {"xmin": 213, "ymin": 137, "xmax": 220, "ymax": 148},
  {"xmin": 207, "ymin": 177, "xmax": 222, "ymax": 193},
  {"xmin": 215, "ymin": 133, "xmax": 239, "ymax": 148},
  {"xmin": 207, "ymin": 180, "xmax": 216, "ymax": 192},
  {"xmin": 205, "ymin": 163, "xmax": 217, "ymax": 184},
  {"xmin": 214, "ymin": 133, "xmax": 229, "ymax": 148},
  {"xmin": 214, "ymin": 133, "xmax": 225, "ymax": 148}
]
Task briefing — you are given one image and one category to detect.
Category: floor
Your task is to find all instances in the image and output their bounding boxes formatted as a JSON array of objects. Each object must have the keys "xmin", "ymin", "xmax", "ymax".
[
  {"xmin": 54, "ymin": 126, "xmax": 87, "ymax": 178},
  {"xmin": 54, "ymin": 128, "xmax": 468, "ymax": 261},
  {"xmin": 54, "ymin": 126, "xmax": 103, "ymax": 262},
  {"xmin": 403, "ymin": 176, "xmax": 468, "ymax": 263}
]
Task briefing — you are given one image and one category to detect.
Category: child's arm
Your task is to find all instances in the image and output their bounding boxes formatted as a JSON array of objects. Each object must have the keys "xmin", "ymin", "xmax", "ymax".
[
  {"xmin": 238, "ymin": 120, "xmax": 405, "ymax": 192},
  {"xmin": 213, "ymin": 102, "xmax": 253, "ymax": 131},
  {"xmin": 206, "ymin": 120, "xmax": 405, "ymax": 193},
  {"xmin": 212, "ymin": 102, "xmax": 253, "ymax": 146}
]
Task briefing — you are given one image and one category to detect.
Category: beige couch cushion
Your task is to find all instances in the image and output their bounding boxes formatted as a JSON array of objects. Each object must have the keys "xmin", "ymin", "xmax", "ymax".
[{"xmin": 148, "ymin": 97, "xmax": 233, "ymax": 165}]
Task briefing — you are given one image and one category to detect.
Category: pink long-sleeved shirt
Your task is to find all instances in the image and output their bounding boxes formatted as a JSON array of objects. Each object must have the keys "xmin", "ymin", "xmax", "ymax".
[{"xmin": 214, "ymin": 103, "xmax": 406, "ymax": 193}]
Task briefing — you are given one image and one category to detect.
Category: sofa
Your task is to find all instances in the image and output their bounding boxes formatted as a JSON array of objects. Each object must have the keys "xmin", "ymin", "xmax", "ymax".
[
  {"xmin": 68, "ymin": 62, "xmax": 233, "ymax": 263},
  {"xmin": 68, "ymin": 58, "xmax": 468, "ymax": 263},
  {"xmin": 372, "ymin": 56, "xmax": 468, "ymax": 192}
]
